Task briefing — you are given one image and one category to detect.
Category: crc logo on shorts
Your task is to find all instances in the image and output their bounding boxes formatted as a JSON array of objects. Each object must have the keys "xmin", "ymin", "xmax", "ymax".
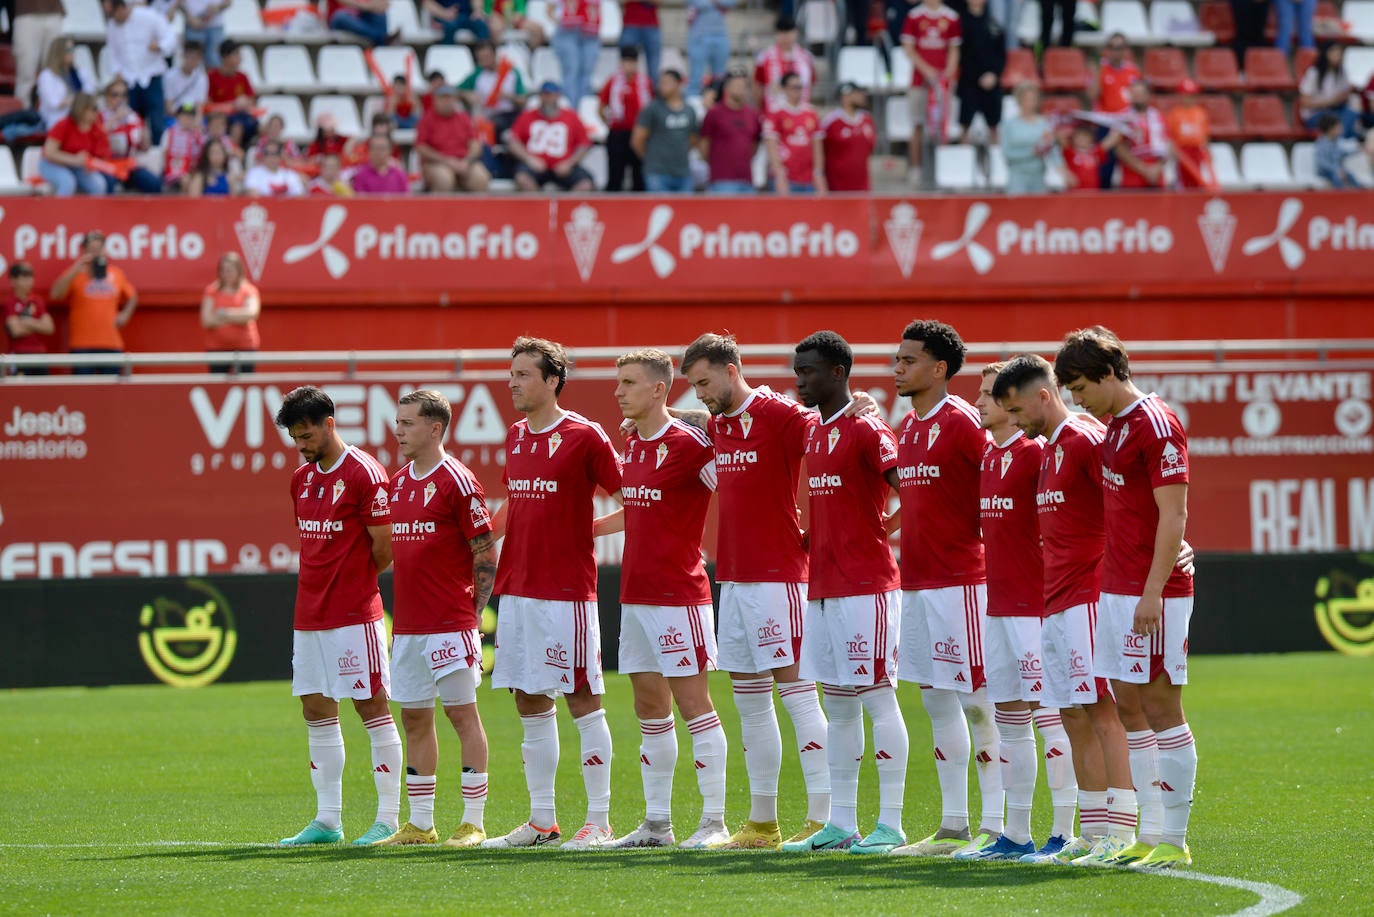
[
  {"xmin": 545, "ymin": 643, "xmax": 570, "ymax": 670},
  {"xmin": 1123, "ymin": 633, "xmax": 1147, "ymax": 657},
  {"xmin": 933, "ymin": 636, "xmax": 963, "ymax": 664},
  {"xmin": 431, "ymin": 640, "xmax": 461, "ymax": 665},
  {"xmin": 137, "ymin": 578, "xmax": 238, "ymax": 688},
  {"xmin": 658, "ymin": 626, "xmax": 687, "ymax": 654},
  {"xmin": 1068, "ymin": 649, "xmax": 1088, "ymax": 678},
  {"xmin": 337, "ymin": 651, "xmax": 363, "ymax": 677},
  {"xmin": 847, "ymin": 634, "xmax": 869, "ymax": 660},
  {"xmin": 757, "ymin": 618, "xmax": 785, "ymax": 647},
  {"xmin": 1019, "ymin": 652, "xmax": 1042, "ymax": 675}
]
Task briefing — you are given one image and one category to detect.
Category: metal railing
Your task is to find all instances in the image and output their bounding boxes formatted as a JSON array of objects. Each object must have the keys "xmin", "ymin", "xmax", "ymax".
[{"xmin": 4, "ymin": 339, "xmax": 1374, "ymax": 382}]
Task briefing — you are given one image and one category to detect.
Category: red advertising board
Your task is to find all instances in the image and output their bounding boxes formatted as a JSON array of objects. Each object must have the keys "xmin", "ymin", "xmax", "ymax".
[
  {"xmin": 3, "ymin": 193, "xmax": 1374, "ymax": 302},
  {"xmin": 2, "ymin": 366, "xmax": 1371, "ymax": 578}
]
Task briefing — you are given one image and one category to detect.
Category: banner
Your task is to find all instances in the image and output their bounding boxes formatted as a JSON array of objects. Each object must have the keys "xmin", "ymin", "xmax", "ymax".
[
  {"xmin": 3, "ymin": 193, "xmax": 1374, "ymax": 299},
  {"xmin": 1, "ymin": 368, "xmax": 1371, "ymax": 576}
]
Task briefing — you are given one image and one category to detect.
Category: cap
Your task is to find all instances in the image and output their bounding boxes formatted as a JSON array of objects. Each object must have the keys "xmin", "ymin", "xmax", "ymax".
[
  {"xmin": 176, "ymin": 102, "xmax": 197, "ymax": 115},
  {"xmin": 538, "ymin": 80, "xmax": 561, "ymax": 94},
  {"xmin": 838, "ymin": 81, "xmax": 861, "ymax": 95},
  {"xmin": 1178, "ymin": 77, "xmax": 1199, "ymax": 95},
  {"xmin": 433, "ymin": 84, "xmax": 457, "ymax": 96}
]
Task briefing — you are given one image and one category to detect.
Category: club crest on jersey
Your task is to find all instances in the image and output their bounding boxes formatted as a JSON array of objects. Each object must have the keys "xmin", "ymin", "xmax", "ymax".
[
  {"xmin": 470, "ymin": 495, "xmax": 491, "ymax": 527},
  {"xmin": 1000, "ymin": 450, "xmax": 1014, "ymax": 478},
  {"xmin": 825, "ymin": 427, "xmax": 842, "ymax": 453},
  {"xmin": 423, "ymin": 481, "xmax": 438, "ymax": 506},
  {"xmin": 655, "ymin": 441, "xmax": 669, "ymax": 469},
  {"xmin": 548, "ymin": 432, "xmax": 563, "ymax": 456},
  {"xmin": 332, "ymin": 479, "xmax": 347, "ymax": 504},
  {"xmin": 928, "ymin": 422, "xmax": 941, "ymax": 449},
  {"xmin": 1117, "ymin": 421, "xmax": 1129, "ymax": 449},
  {"xmin": 1054, "ymin": 444, "xmax": 1065, "ymax": 474},
  {"xmin": 740, "ymin": 412, "xmax": 753, "ymax": 439}
]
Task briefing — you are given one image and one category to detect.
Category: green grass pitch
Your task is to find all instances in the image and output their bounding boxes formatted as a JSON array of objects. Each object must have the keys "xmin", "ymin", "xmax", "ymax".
[{"xmin": 3, "ymin": 653, "xmax": 1370, "ymax": 915}]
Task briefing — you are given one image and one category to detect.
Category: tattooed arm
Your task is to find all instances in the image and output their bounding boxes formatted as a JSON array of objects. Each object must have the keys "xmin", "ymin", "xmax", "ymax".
[
  {"xmin": 667, "ymin": 408, "xmax": 711, "ymax": 431},
  {"xmin": 469, "ymin": 532, "xmax": 498, "ymax": 613}
]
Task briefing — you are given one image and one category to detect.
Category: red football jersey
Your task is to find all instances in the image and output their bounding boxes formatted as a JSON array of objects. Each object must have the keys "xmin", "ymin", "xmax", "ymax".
[
  {"xmin": 1100, "ymin": 395, "xmax": 1193, "ymax": 598},
  {"xmin": 620, "ymin": 419, "xmax": 716, "ymax": 606},
  {"xmin": 290, "ymin": 446, "xmax": 390, "ymax": 631},
  {"xmin": 511, "ymin": 108, "xmax": 591, "ymax": 169},
  {"xmin": 895, "ymin": 395, "xmax": 988, "ymax": 590},
  {"xmin": 979, "ymin": 431, "xmax": 1045, "ymax": 617},
  {"xmin": 1064, "ymin": 146, "xmax": 1103, "ymax": 191},
  {"xmin": 804, "ymin": 410, "xmax": 901, "ymax": 601},
  {"xmin": 388, "ymin": 456, "xmax": 494, "ymax": 634},
  {"xmin": 709, "ymin": 387, "xmax": 812, "ymax": 584},
  {"xmin": 900, "ymin": 4, "xmax": 962, "ymax": 88},
  {"xmin": 495, "ymin": 411, "xmax": 622, "ymax": 601},
  {"xmin": 753, "ymin": 44, "xmax": 816, "ymax": 112},
  {"xmin": 763, "ymin": 104, "xmax": 821, "ymax": 186},
  {"xmin": 1037, "ymin": 415, "xmax": 1107, "ymax": 613},
  {"xmin": 821, "ymin": 109, "xmax": 875, "ymax": 191}
]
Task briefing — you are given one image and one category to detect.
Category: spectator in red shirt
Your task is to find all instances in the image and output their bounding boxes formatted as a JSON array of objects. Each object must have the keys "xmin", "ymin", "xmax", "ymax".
[
  {"xmin": 507, "ymin": 81, "xmax": 595, "ymax": 191},
  {"xmin": 162, "ymin": 103, "xmax": 208, "ymax": 192},
  {"xmin": 208, "ymin": 39, "xmax": 259, "ymax": 148},
  {"xmin": 308, "ymin": 151, "xmax": 354, "ymax": 196},
  {"xmin": 764, "ymin": 71, "xmax": 824, "ymax": 194},
  {"xmin": 900, "ymin": 0, "xmax": 961, "ymax": 181},
  {"xmin": 699, "ymin": 70, "xmax": 760, "ymax": 193},
  {"xmin": 1090, "ymin": 32, "xmax": 1140, "ymax": 115},
  {"xmin": 4, "ymin": 262, "xmax": 54, "ymax": 374},
  {"xmin": 753, "ymin": 15, "xmax": 815, "ymax": 112},
  {"xmin": 1060, "ymin": 121, "xmax": 1105, "ymax": 191},
  {"xmin": 417, "ymin": 85, "xmax": 492, "ymax": 192},
  {"xmin": 306, "ymin": 111, "xmax": 352, "ymax": 162},
  {"xmin": 600, "ymin": 47, "xmax": 653, "ymax": 191},
  {"xmin": 1107, "ymin": 80, "xmax": 1168, "ymax": 189},
  {"xmin": 39, "ymin": 92, "xmax": 111, "ymax": 197},
  {"xmin": 822, "ymin": 82, "xmax": 875, "ymax": 192},
  {"xmin": 620, "ymin": 0, "xmax": 661, "ymax": 81},
  {"xmin": 98, "ymin": 78, "xmax": 164, "ymax": 193}
]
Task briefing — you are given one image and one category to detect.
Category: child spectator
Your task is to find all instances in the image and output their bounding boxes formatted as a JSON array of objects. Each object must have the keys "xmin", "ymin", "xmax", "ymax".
[
  {"xmin": 3, "ymin": 262, "xmax": 54, "ymax": 374},
  {"xmin": 306, "ymin": 111, "xmax": 350, "ymax": 161},
  {"xmin": 309, "ymin": 151, "xmax": 355, "ymax": 195},
  {"xmin": 1061, "ymin": 122, "xmax": 1105, "ymax": 191},
  {"xmin": 164, "ymin": 40, "xmax": 210, "ymax": 121},
  {"xmin": 205, "ymin": 109, "xmax": 246, "ymax": 168},
  {"xmin": 255, "ymin": 114, "xmax": 304, "ymax": 165},
  {"xmin": 600, "ymin": 46, "xmax": 652, "ymax": 191},
  {"xmin": 386, "ymin": 74, "xmax": 419, "ymax": 129},
  {"xmin": 208, "ymin": 39, "xmax": 258, "ymax": 148},
  {"xmin": 187, "ymin": 138, "xmax": 241, "ymax": 196},
  {"xmin": 1314, "ymin": 112, "xmax": 1365, "ymax": 188},
  {"xmin": 164, "ymin": 103, "xmax": 207, "ymax": 192}
]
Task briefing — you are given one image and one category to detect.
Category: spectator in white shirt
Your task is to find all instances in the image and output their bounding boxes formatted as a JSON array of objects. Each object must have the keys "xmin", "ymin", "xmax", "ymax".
[
  {"xmin": 244, "ymin": 141, "xmax": 306, "ymax": 197},
  {"xmin": 36, "ymin": 35, "xmax": 97, "ymax": 129},
  {"xmin": 164, "ymin": 40, "xmax": 210, "ymax": 120},
  {"xmin": 106, "ymin": 0, "xmax": 179, "ymax": 144},
  {"xmin": 181, "ymin": 0, "xmax": 233, "ymax": 67}
]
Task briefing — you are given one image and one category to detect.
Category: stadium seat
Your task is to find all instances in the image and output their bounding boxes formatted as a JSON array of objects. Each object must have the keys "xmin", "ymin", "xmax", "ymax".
[
  {"xmin": 582, "ymin": 143, "xmax": 609, "ymax": 188},
  {"xmin": 837, "ymin": 46, "xmax": 886, "ymax": 90},
  {"xmin": 986, "ymin": 146, "xmax": 1007, "ymax": 189},
  {"xmin": 1039, "ymin": 94, "xmax": 1082, "ymax": 117},
  {"xmin": 1016, "ymin": 1, "xmax": 1042, "ymax": 46},
  {"xmin": 1289, "ymin": 141, "xmax": 1319, "ymax": 187},
  {"xmin": 1240, "ymin": 142, "xmax": 1301, "ymax": 189},
  {"xmin": 238, "ymin": 45, "xmax": 265, "ymax": 90},
  {"xmin": 390, "ymin": 0, "xmax": 435, "ymax": 44},
  {"xmin": 1243, "ymin": 48, "xmax": 1295, "ymax": 92},
  {"xmin": 62, "ymin": 0, "xmax": 105, "ymax": 41},
  {"xmin": 423, "ymin": 45, "xmax": 477, "ymax": 86},
  {"xmin": 371, "ymin": 46, "xmax": 423, "ymax": 89},
  {"xmin": 1149, "ymin": 0, "xmax": 1215, "ymax": 46},
  {"xmin": 259, "ymin": 94, "xmax": 311, "ymax": 143},
  {"xmin": 309, "ymin": 95, "xmax": 365, "ymax": 138},
  {"xmin": 1346, "ymin": 0, "xmax": 1374, "ymax": 43},
  {"xmin": 0, "ymin": 47, "xmax": 15, "ymax": 93},
  {"xmin": 1152, "ymin": 93, "xmax": 1181, "ymax": 115},
  {"xmin": 20, "ymin": 146, "xmax": 47, "ymax": 189},
  {"xmin": 884, "ymin": 94, "xmax": 911, "ymax": 144},
  {"xmin": 72, "ymin": 45, "xmax": 97, "ymax": 85},
  {"xmin": 889, "ymin": 50, "xmax": 913, "ymax": 89},
  {"xmin": 498, "ymin": 44, "xmax": 532, "ymax": 87},
  {"xmin": 1293, "ymin": 47, "xmax": 1319, "ymax": 80},
  {"xmin": 1241, "ymin": 94, "xmax": 1300, "ymax": 141},
  {"xmin": 1194, "ymin": 48, "xmax": 1244, "ymax": 92},
  {"xmin": 531, "ymin": 47, "xmax": 562, "ymax": 86},
  {"xmin": 317, "ymin": 46, "xmax": 374, "ymax": 92},
  {"xmin": 1001, "ymin": 48, "xmax": 1040, "ymax": 90},
  {"xmin": 1143, "ymin": 47, "xmax": 1189, "ymax": 92},
  {"xmin": 1208, "ymin": 142, "xmax": 1246, "ymax": 188},
  {"xmin": 1077, "ymin": 0, "xmax": 1158, "ymax": 47},
  {"xmin": 1197, "ymin": 1, "xmax": 1236, "ymax": 46},
  {"xmin": 599, "ymin": 0, "xmax": 622, "ymax": 44},
  {"xmin": 261, "ymin": 45, "xmax": 318, "ymax": 94},
  {"xmin": 224, "ymin": 0, "xmax": 270, "ymax": 41},
  {"xmin": 1041, "ymin": 47, "xmax": 1088, "ymax": 93},
  {"xmin": 96, "ymin": 45, "xmax": 115, "ymax": 87},
  {"xmin": 525, "ymin": 0, "xmax": 558, "ymax": 40},
  {"xmin": 801, "ymin": 0, "xmax": 840, "ymax": 45},
  {"xmin": 934, "ymin": 145, "xmax": 979, "ymax": 190},
  {"xmin": 1199, "ymin": 94, "xmax": 1241, "ymax": 141},
  {"xmin": 577, "ymin": 95, "xmax": 609, "ymax": 142},
  {"xmin": 1345, "ymin": 47, "xmax": 1374, "ymax": 90},
  {"xmin": 0, "ymin": 146, "xmax": 28, "ymax": 195}
]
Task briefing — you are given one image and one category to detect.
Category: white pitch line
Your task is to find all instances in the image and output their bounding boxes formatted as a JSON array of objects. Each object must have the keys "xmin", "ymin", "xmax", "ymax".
[{"xmin": 1153, "ymin": 870, "xmax": 1303, "ymax": 917}]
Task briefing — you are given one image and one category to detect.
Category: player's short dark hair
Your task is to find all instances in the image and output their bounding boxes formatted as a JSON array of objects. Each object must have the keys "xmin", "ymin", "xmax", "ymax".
[
  {"xmin": 275, "ymin": 386, "xmax": 334, "ymax": 429},
  {"xmin": 992, "ymin": 353, "xmax": 1054, "ymax": 402},
  {"xmin": 1054, "ymin": 326, "xmax": 1131, "ymax": 385},
  {"xmin": 617, "ymin": 348, "xmax": 674, "ymax": 385},
  {"xmin": 512, "ymin": 336, "xmax": 569, "ymax": 395},
  {"xmin": 795, "ymin": 330, "xmax": 853, "ymax": 376},
  {"xmin": 399, "ymin": 389, "xmax": 452, "ymax": 433},
  {"xmin": 902, "ymin": 319, "xmax": 966, "ymax": 378},
  {"xmin": 682, "ymin": 332, "xmax": 741, "ymax": 373}
]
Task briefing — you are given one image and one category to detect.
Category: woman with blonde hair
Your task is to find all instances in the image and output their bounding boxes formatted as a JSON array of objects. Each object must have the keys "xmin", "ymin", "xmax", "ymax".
[
  {"xmin": 36, "ymin": 36, "xmax": 96, "ymax": 128},
  {"xmin": 40, "ymin": 92, "xmax": 111, "ymax": 197},
  {"xmin": 200, "ymin": 252, "xmax": 262, "ymax": 374}
]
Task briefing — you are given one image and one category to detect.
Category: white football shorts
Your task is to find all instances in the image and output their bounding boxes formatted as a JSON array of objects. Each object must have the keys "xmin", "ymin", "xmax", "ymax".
[
  {"xmin": 799, "ymin": 590, "xmax": 900, "ymax": 688},
  {"xmin": 390, "ymin": 628, "xmax": 483, "ymax": 706},
  {"xmin": 898, "ymin": 584, "xmax": 987, "ymax": 692},
  {"xmin": 292, "ymin": 619, "xmax": 390, "ymax": 701},
  {"xmin": 1097, "ymin": 592, "xmax": 1193, "ymax": 686},
  {"xmin": 1040, "ymin": 601, "xmax": 1113, "ymax": 708},
  {"xmin": 491, "ymin": 596, "xmax": 605, "ymax": 696},
  {"xmin": 716, "ymin": 581, "xmax": 807, "ymax": 674},
  {"xmin": 982, "ymin": 614, "xmax": 1044, "ymax": 704},
  {"xmin": 619, "ymin": 603, "xmax": 718, "ymax": 677}
]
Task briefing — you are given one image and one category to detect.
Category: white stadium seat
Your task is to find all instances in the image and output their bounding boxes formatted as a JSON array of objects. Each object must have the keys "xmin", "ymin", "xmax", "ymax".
[
  {"xmin": 934, "ymin": 144, "xmax": 979, "ymax": 190},
  {"xmin": 1345, "ymin": 47, "xmax": 1374, "ymax": 90},
  {"xmin": 577, "ymin": 95, "xmax": 608, "ymax": 142},
  {"xmin": 802, "ymin": 0, "xmax": 840, "ymax": 44},
  {"xmin": 370, "ymin": 46, "xmax": 422, "ymax": 90},
  {"xmin": 1240, "ymin": 142, "xmax": 1300, "ymax": 190},
  {"xmin": 262, "ymin": 45, "xmax": 318, "ymax": 94},
  {"xmin": 884, "ymin": 94, "xmax": 912, "ymax": 144},
  {"xmin": 1149, "ymin": 0, "xmax": 1215, "ymax": 46},
  {"xmin": 1344, "ymin": 1, "xmax": 1374, "ymax": 42},
  {"xmin": 309, "ymin": 95, "xmax": 365, "ymax": 139},
  {"xmin": 0, "ymin": 147, "xmax": 29, "ymax": 195},
  {"xmin": 259, "ymin": 94, "xmax": 311, "ymax": 143},
  {"xmin": 316, "ymin": 45, "xmax": 374, "ymax": 92},
  {"xmin": 72, "ymin": 45, "xmax": 98, "ymax": 85},
  {"xmin": 238, "ymin": 46, "xmax": 265, "ymax": 90},
  {"xmin": 837, "ymin": 46, "xmax": 886, "ymax": 90},
  {"xmin": 1078, "ymin": 0, "xmax": 1158, "ymax": 46},
  {"xmin": 525, "ymin": 0, "xmax": 558, "ymax": 40},
  {"xmin": 390, "ymin": 0, "xmax": 435, "ymax": 44},
  {"xmin": 531, "ymin": 46, "xmax": 562, "ymax": 87},
  {"xmin": 1209, "ymin": 142, "xmax": 1247, "ymax": 189},
  {"xmin": 1289, "ymin": 142, "xmax": 1319, "ymax": 188},
  {"xmin": 20, "ymin": 147, "xmax": 46, "ymax": 188},
  {"xmin": 423, "ymin": 45, "xmax": 477, "ymax": 86},
  {"xmin": 62, "ymin": 0, "xmax": 105, "ymax": 41},
  {"xmin": 582, "ymin": 143, "xmax": 608, "ymax": 188},
  {"xmin": 224, "ymin": 0, "xmax": 270, "ymax": 41}
]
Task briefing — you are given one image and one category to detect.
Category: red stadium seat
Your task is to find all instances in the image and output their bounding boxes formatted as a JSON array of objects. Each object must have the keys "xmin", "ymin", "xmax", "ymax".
[
  {"xmin": 1001, "ymin": 48, "xmax": 1041, "ymax": 91},
  {"xmin": 1200, "ymin": 94, "xmax": 1242, "ymax": 141},
  {"xmin": 0, "ymin": 96, "xmax": 23, "ymax": 118},
  {"xmin": 1152, "ymin": 93, "xmax": 1182, "ymax": 115},
  {"xmin": 1197, "ymin": 1, "xmax": 1235, "ymax": 45},
  {"xmin": 1243, "ymin": 48, "xmax": 1295, "ymax": 91},
  {"xmin": 1313, "ymin": 0, "xmax": 1353, "ymax": 42},
  {"xmin": 0, "ymin": 46, "xmax": 14, "ymax": 93},
  {"xmin": 1143, "ymin": 47, "xmax": 1189, "ymax": 92},
  {"xmin": 1293, "ymin": 47, "xmax": 1319, "ymax": 80},
  {"xmin": 1241, "ymin": 94, "xmax": 1301, "ymax": 140},
  {"xmin": 1194, "ymin": 47, "xmax": 1244, "ymax": 92},
  {"xmin": 1042, "ymin": 47, "xmax": 1089, "ymax": 93},
  {"xmin": 1039, "ymin": 94, "xmax": 1083, "ymax": 118}
]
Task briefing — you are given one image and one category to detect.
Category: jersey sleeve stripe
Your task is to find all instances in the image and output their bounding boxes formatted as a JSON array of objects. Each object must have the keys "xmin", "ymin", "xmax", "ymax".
[
  {"xmin": 673, "ymin": 419, "xmax": 714, "ymax": 448},
  {"xmin": 564, "ymin": 410, "xmax": 614, "ymax": 445},
  {"xmin": 350, "ymin": 447, "xmax": 389, "ymax": 484},
  {"xmin": 1140, "ymin": 398, "xmax": 1172, "ymax": 438},
  {"xmin": 949, "ymin": 397, "xmax": 982, "ymax": 425},
  {"xmin": 441, "ymin": 457, "xmax": 478, "ymax": 496}
]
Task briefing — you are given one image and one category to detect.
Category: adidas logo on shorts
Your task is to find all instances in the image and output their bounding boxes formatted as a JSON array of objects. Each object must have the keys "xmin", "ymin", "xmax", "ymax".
[
  {"xmin": 854, "ymin": 665, "xmax": 868, "ymax": 676},
  {"xmin": 352, "ymin": 679, "xmax": 365, "ymax": 690},
  {"xmin": 1075, "ymin": 681, "xmax": 1091, "ymax": 693},
  {"xmin": 954, "ymin": 672, "xmax": 967, "ymax": 683},
  {"xmin": 772, "ymin": 647, "xmax": 788, "ymax": 659},
  {"xmin": 1131, "ymin": 663, "xmax": 1144, "ymax": 674},
  {"xmin": 676, "ymin": 657, "xmax": 694, "ymax": 668}
]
